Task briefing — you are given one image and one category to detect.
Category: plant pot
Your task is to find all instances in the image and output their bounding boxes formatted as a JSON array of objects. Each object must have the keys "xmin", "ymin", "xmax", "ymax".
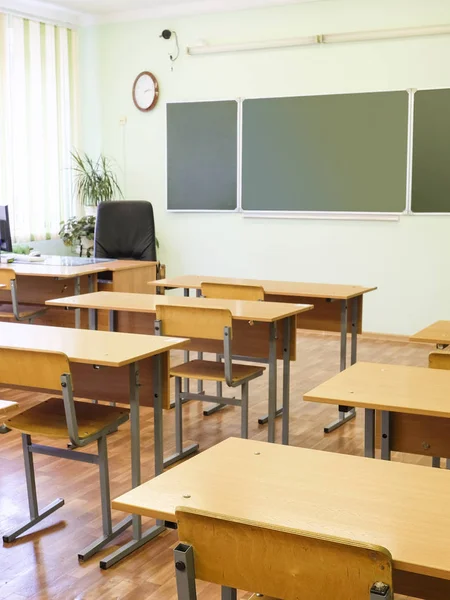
[
  {"xmin": 84, "ymin": 206, "xmax": 97, "ymax": 217},
  {"xmin": 75, "ymin": 237, "xmax": 95, "ymax": 258}
]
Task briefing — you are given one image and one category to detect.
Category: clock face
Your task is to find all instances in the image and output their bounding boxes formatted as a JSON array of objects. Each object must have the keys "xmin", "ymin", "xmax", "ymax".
[{"xmin": 132, "ymin": 72, "xmax": 159, "ymax": 112}]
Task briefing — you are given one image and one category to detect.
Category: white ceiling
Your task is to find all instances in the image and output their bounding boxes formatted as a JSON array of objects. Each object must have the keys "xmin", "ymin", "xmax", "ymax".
[{"xmin": 4, "ymin": 0, "xmax": 326, "ymax": 25}]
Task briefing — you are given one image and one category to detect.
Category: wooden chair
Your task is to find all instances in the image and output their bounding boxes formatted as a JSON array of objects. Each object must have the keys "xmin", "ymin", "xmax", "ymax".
[
  {"xmin": 0, "ymin": 268, "xmax": 47, "ymax": 323},
  {"xmin": 201, "ymin": 282, "xmax": 265, "ymax": 302},
  {"xmin": 1, "ymin": 348, "xmax": 130, "ymax": 561},
  {"xmin": 429, "ymin": 351, "xmax": 450, "ymax": 469},
  {"xmin": 200, "ymin": 282, "xmax": 265, "ymax": 415},
  {"xmin": 155, "ymin": 305, "xmax": 265, "ymax": 467},
  {"xmin": 173, "ymin": 507, "xmax": 393, "ymax": 600}
]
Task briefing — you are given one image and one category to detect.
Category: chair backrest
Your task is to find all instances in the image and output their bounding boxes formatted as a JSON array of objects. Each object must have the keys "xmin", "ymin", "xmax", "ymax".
[
  {"xmin": 0, "ymin": 268, "xmax": 16, "ymax": 291},
  {"xmin": 201, "ymin": 282, "xmax": 264, "ymax": 302},
  {"xmin": 156, "ymin": 304, "xmax": 232, "ymax": 341},
  {"xmin": 94, "ymin": 200, "xmax": 156, "ymax": 261},
  {"xmin": 0, "ymin": 347, "xmax": 70, "ymax": 391},
  {"xmin": 176, "ymin": 507, "xmax": 393, "ymax": 600},
  {"xmin": 429, "ymin": 351, "xmax": 450, "ymax": 370}
]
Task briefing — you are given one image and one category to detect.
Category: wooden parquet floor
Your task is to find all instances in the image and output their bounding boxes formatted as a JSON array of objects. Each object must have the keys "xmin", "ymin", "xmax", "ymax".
[{"xmin": 0, "ymin": 332, "xmax": 434, "ymax": 599}]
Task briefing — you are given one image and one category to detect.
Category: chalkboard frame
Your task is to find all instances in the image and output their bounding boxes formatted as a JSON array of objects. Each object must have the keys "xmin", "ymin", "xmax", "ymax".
[{"xmin": 166, "ymin": 98, "xmax": 240, "ymax": 213}]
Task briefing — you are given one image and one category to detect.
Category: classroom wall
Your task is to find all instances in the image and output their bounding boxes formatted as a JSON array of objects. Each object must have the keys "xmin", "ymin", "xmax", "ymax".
[{"xmin": 79, "ymin": 0, "xmax": 450, "ymax": 336}]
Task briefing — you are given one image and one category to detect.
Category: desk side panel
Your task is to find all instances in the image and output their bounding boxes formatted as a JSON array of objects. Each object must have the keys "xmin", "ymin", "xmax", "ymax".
[
  {"xmin": 0, "ymin": 274, "xmax": 93, "ymax": 328},
  {"xmin": 113, "ymin": 312, "xmax": 295, "ymax": 361},
  {"xmin": 394, "ymin": 569, "xmax": 450, "ymax": 600},
  {"xmin": 97, "ymin": 264, "xmax": 157, "ymax": 330},
  {"xmin": 266, "ymin": 294, "xmax": 363, "ymax": 334},
  {"xmin": 375, "ymin": 411, "xmax": 450, "ymax": 458},
  {"xmin": 70, "ymin": 354, "xmax": 170, "ymax": 409}
]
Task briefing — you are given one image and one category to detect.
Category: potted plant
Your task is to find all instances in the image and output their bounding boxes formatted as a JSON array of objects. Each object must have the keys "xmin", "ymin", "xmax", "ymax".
[
  {"xmin": 71, "ymin": 150, "xmax": 123, "ymax": 213},
  {"xmin": 59, "ymin": 215, "xmax": 96, "ymax": 257}
]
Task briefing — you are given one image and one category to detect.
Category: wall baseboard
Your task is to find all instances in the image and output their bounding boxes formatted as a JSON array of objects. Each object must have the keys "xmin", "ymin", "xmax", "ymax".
[{"xmin": 298, "ymin": 329, "xmax": 412, "ymax": 344}]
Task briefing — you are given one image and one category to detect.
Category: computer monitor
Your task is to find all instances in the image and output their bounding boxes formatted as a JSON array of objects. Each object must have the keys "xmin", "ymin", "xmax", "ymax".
[{"xmin": 0, "ymin": 205, "xmax": 12, "ymax": 252}]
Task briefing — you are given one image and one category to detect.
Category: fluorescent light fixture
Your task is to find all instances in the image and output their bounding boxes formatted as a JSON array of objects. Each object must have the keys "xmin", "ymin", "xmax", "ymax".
[
  {"xmin": 187, "ymin": 35, "xmax": 319, "ymax": 55},
  {"xmin": 187, "ymin": 24, "xmax": 450, "ymax": 56},
  {"xmin": 323, "ymin": 24, "xmax": 450, "ymax": 44}
]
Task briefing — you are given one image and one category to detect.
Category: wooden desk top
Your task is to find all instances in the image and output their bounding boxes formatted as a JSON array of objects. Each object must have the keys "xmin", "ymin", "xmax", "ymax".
[
  {"xmin": 0, "ymin": 322, "xmax": 186, "ymax": 367},
  {"xmin": 410, "ymin": 321, "xmax": 450, "ymax": 345},
  {"xmin": 46, "ymin": 291, "xmax": 313, "ymax": 323},
  {"xmin": 112, "ymin": 437, "xmax": 450, "ymax": 580},
  {"xmin": 0, "ymin": 400, "xmax": 18, "ymax": 419},
  {"xmin": 150, "ymin": 275, "xmax": 377, "ymax": 300},
  {"xmin": 304, "ymin": 362, "xmax": 450, "ymax": 418},
  {"xmin": 0, "ymin": 259, "xmax": 155, "ymax": 279}
]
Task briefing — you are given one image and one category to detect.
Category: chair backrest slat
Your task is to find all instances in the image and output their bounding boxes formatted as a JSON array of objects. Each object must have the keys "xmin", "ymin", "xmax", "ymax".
[
  {"xmin": 176, "ymin": 507, "xmax": 393, "ymax": 600},
  {"xmin": 201, "ymin": 282, "xmax": 264, "ymax": 302},
  {"xmin": 0, "ymin": 268, "xmax": 16, "ymax": 291},
  {"xmin": 156, "ymin": 305, "xmax": 232, "ymax": 341},
  {"xmin": 0, "ymin": 348, "xmax": 70, "ymax": 392}
]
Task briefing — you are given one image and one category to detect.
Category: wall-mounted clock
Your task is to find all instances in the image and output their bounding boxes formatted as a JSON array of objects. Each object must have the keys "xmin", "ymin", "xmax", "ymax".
[{"xmin": 132, "ymin": 71, "xmax": 159, "ymax": 112}]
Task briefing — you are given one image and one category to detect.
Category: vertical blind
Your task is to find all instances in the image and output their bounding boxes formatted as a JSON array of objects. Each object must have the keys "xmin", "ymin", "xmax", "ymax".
[{"xmin": 0, "ymin": 13, "xmax": 78, "ymax": 242}]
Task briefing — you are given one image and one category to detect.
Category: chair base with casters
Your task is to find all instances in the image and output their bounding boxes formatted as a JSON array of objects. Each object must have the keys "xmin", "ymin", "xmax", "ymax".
[
  {"xmin": 1, "ymin": 350, "xmax": 131, "ymax": 561},
  {"xmin": 164, "ymin": 360, "xmax": 264, "ymax": 468}
]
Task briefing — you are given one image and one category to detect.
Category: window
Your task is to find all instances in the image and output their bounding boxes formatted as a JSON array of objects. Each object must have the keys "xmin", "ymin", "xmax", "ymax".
[{"xmin": 0, "ymin": 13, "xmax": 78, "ymax": 242}]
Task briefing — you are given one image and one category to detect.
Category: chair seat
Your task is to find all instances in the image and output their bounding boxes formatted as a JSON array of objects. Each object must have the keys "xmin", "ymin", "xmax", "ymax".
[
  {"xmin": 0, "ymin": 303, "xmax": 47, "ymax": 319},
  {"xmin": 169, "ymin": 360, "xmax": 265, "ymax": 383},
  {"xmin": 0, "ymin": 399, "xmax": 18, "ymax": 420},
  {"xmin": 6, "ymin": 397, "xmax": 129, "ymax": 440}
]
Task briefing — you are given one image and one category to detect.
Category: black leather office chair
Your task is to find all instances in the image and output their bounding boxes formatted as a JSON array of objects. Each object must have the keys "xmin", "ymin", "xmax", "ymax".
[{"xmin": 94, "ymin": 201, "xmax": 157, "ymax": 261}]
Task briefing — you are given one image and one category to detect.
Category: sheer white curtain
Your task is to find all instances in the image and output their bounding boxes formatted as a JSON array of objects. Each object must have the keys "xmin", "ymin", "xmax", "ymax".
[{"xmin": 0, "ymin": 13, "xmax": 78, "ymax": 242}]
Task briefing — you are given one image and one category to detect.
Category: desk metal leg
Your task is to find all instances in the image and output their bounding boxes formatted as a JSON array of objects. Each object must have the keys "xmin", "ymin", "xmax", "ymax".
[
  {"xmin": 281, "ymin": 317, "xmax": 291, "ymax": 446},
  {"xmin": 183, "ymin": 288, "xmax": 190, "ymax": 394},
  {"xmin": 87, "ymin": 307, "xmax": 99, "ymax": 405},
  {"xmin": 351, "ymin": 296, "xmax": 358, "ymax": 366},
  {"xmin": 380, "ymin": 411, "xmax": 391, "ymax": 461},
  {"xmin": 100, "ymin": 361, "xmax": 165, "ymax": 569},
  {"xmin": 108, "ymin": 310, "xmax": 117, "ymax": 332},
  {"xmin": 222, "ymin": 588, "xmax": 237, "ymax": 600},
  {"xmin": 267, "ymin": 322, "xmax": 277, "ymax": 443},
  {"xmin": 432, "ymin": 457, "xmax": 441, "ymax": 468},
  {"xmin": 153, "ymin": 355, "xmax": 164, "ymax": 478},
  {"xmin": 324, "ymin": 299, "xmax": 356, "ymax": 433},
  {"xmin": 203, "ymin": 354, "xmax": 227, "ymax": 416},
  {"xmin": 88, "ymin": 307, "xmax": 98, "ymax": 333},
  {"xmin": 74, "ymin": 277, "xmax": 81, "ymax": 329},
  {"xmin": 195, "ymin": 289, "xmax": 204, "ymax": 395},
  {"xmin": 364, "ymin": 409, "xmax": 375, "ymax": 458}
]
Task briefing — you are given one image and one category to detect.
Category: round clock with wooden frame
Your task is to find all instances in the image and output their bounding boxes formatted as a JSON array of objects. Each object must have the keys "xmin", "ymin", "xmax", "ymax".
[{"xmin": 132, "ymin": 71, "xmax": 159, "ymax": 112}]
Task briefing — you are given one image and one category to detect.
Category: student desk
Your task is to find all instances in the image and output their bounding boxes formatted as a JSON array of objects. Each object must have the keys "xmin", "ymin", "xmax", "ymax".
[
  {"xmin": 0, "ymin": 259, "xmax": 157, "ymax": 329},
  {"xmin": 304, "ymin": 362, "xmax": 450, "ymax": 468},
  {"xmin": 410, "ymin": 321, "xmax": 450, "ymax": 346},
  {"xmin": 152, "ymin": 275, "xmax": 377, "ymax": 433},
  {"xmin": 112, "ymin": 437, "xmax": 450, "ymax": 600},
  {"xmin": 0, "ymin": 321, "xmax": 186, "ymax": 568},
  {"xmin": 46, "ymin": 291, "xmax": 313, "ymax": 445}
]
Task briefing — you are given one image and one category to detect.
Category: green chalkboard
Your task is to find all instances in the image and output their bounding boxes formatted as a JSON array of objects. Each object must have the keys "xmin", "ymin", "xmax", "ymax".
[
  {"xmin": 242, "ymin": 92, "xmax": 408, "ymax": 212},
  {"xmin": 412, "ymin": 89, "xmax": 450, "ymax": 213},
  {"xmin": 167, "ymin": 101, "xmax": 238, "ymax": 211}
]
